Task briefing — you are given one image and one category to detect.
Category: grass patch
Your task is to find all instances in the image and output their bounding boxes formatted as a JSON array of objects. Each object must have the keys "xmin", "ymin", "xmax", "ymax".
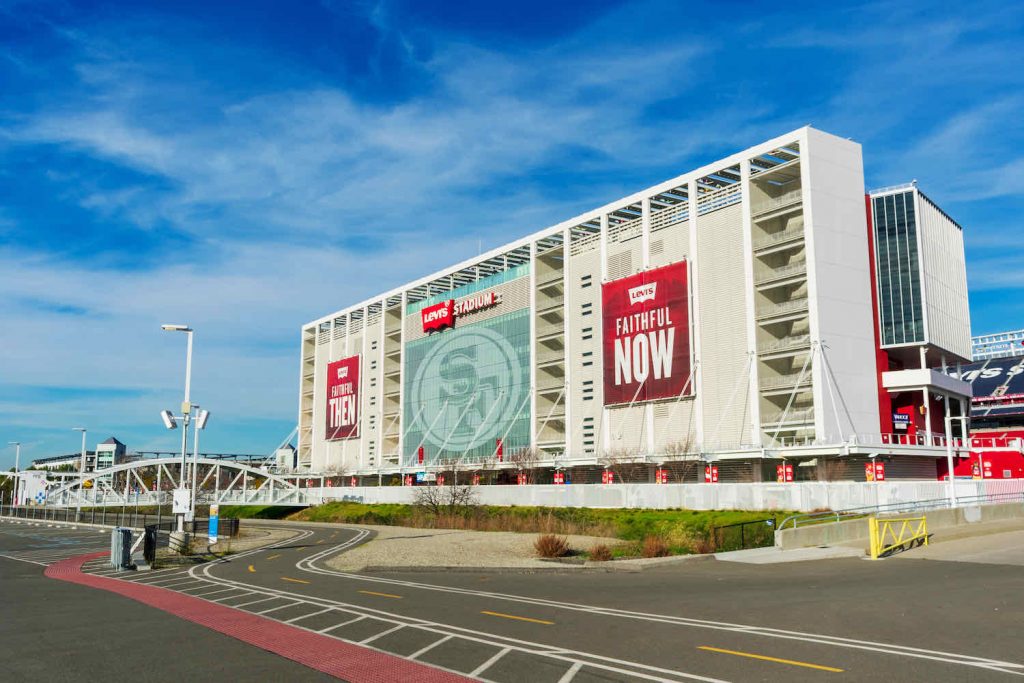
[
  {"xmin": 287, "ymin": 501, "xmax": 790, "ymax": 555},
  {"xmin": 217, "ymin": 505, "xmax": 303, "ymax": 520}
]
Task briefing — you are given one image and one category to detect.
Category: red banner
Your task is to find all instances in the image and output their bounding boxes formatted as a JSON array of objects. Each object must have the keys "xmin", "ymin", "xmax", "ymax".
[
  {"xmin": 421, "ymin": 299, "xmax": 454, "ymax": 332},
  {"xmin": 602, "ymin": 262, "xmax": 691, "ymax": 405},
  {"xmin": 326, "ymin": 355, "xmax": 360, "ymax": 440},
  {"xmin": 704, "ymin": 465, "xmax": 719, "ymax": 483},
  {"xmin": 865, "ymin": 461, "xmax": 885, "ymax": 482}
]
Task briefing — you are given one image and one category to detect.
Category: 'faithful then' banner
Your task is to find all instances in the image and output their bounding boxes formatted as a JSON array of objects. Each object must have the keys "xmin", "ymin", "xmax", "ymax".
[
  {"xmin": 601, "ymin": 261, "xmax": 692, "ymax": 405},
  {"xmin": 326, "ymin": 355, "xmax": 360, "ymax": 440}
]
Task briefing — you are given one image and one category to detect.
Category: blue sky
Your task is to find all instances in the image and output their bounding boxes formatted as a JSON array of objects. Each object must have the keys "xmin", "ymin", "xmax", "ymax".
[{"xmin": 1, "ymin": 0, "xmax": 1022, "ymax": 468}]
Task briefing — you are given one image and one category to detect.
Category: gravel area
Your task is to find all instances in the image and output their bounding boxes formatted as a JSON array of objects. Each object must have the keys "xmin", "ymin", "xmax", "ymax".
[{"xmin": 325, "ymin": 525, "xmax": 625, "ymax": 571}]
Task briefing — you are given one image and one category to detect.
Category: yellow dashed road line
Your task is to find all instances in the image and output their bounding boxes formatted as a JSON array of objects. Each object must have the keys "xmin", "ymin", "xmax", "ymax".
[
  {"xmin": 481, "ymin": 610, "xmax": 554, "ymax": 625},
  {"xmin": 359, "ymin": 590, "xmax": 402, "ymax": 599},
  {"xmin": 698, "ymin": 646, "xmax": 843, "ymax": 672},
  {"xmin": 281, "ymin": 576, "xmax": 311, "ymax": 585}
]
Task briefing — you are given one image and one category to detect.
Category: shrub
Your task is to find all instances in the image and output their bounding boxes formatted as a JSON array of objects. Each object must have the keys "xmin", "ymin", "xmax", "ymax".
[
  {"xmin": 589, "ymin": 544, "xmax": 613, "ymax": 562},
  {"xmin": 688, "ymin": 536, "xmax": 717, "ymax": 554},
  {"xmin": 641, "ymin": 535, "xmax": 671, "ymax": 558},
  {"xmin": 534, "ymin": 534, "xmax": 571, "ymax": 558}
]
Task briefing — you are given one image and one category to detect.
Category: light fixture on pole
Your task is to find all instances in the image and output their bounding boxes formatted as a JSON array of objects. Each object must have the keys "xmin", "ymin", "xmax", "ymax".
[
  {"xmin": 162, "ymin": 323, "xmax": 194, "ymax": 534},
  {"xmin": 72, "ymin": 427, "xmax": 87, "ymax": 520},
  {"xmin": 7, "ymin": 442, "xmax": 20, "ymax": 508}
]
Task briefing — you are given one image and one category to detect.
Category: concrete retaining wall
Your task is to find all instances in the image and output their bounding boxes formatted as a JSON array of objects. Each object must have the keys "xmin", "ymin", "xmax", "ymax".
[{"xmin": 306, "ymin": 479, "xmax": 1022, "ymax": 512}]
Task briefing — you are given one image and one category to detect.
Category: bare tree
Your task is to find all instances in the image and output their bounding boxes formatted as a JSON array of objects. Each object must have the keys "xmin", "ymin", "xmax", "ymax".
[
  {"xmin": 508, "ymin": 447, "xmax": 540, "ymax": 483},
  {"xmin": 598, "ymin": 446, "xmax": 645, "ymax": 483},
  {"xmin": 661, "ymin": 438, "xmax": 699, "ymax": 483},
  {"xmin": 413, "ymin": 477, "xmax": 479, "ymax": 518}
]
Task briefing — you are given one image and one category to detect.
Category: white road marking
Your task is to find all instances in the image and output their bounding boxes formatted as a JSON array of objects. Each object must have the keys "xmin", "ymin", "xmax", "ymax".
[
  {"xmin": 319, "ymin": 615, "xmax": 365, "ymax": 633},
  {"xmin": 556, "ymin": 661, "xmax": 584, "ymax": 683},
  {"xmin": 359, "ymin": 624, "xmax": 405, "ymax": 645},
  {"xmin": 408, "ymin": 635, "xmax": 452, "ymax": 660},
  {"xmin": 285, "ymin": 607, "xmax": 334, "ymax": 624},
  {"xmin": 469, "ymin": 647, "xmax": 510, "ymax": 677}
]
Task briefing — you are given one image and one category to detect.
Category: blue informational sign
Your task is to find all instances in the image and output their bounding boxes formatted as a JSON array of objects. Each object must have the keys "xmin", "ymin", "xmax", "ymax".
[
  {"xmin": 208, "ymin": 504, "xmax": 219, "ymax": 542},
  {"xmin": 893, "ymin": 413, "xmax": 910, "ymax": 430},
  {"xmin": 415, "ymin": 471, "xmax": 425, "ymax": 483}
]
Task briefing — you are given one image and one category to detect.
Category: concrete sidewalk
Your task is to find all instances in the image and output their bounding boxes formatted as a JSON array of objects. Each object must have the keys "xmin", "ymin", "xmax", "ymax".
[{"xmin": 715, "ymin": 545, "xmax": 865, "ymax": 564}]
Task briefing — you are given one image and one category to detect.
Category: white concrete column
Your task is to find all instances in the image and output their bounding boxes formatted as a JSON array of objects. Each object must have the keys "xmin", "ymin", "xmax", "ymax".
[
  {"xmin": 688, "ymin": 179, "xmax": 704, "ymax": 450},
  {"xmin": 739, "ymin": 158, "xmax": 761, "ymax": 446},
  {"xmin": 922, "ymin": 386, "xmax": 932, "ymax": 443},
  {"xmin": 397, "ymin": 291, "xmax": 408, "ymax": 463},
  {"xmin": 529, "ymin": 242, "xmax": 538, "ymax": 451},
  {"xmin": 562, "ymin": 226, "xmax": 573, "ymax": 458}
]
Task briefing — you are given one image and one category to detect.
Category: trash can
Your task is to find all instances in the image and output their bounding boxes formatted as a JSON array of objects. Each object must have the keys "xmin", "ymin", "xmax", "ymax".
[
  {"xmin": 110, "ymin": 527, "xmax": 132, "ymax": 570},
  {"xmin": 143, "ymin": 525, "xmax": 158, "ymax": 565}
]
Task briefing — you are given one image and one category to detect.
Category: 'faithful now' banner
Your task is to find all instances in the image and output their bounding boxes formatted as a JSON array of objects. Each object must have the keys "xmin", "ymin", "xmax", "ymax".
[{"xmin": 602, "ymin": 261, "xmax": 692, "ymax": 405}]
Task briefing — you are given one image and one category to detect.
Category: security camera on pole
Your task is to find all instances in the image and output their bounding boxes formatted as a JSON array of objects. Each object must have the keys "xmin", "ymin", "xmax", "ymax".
[{"xmin": 161, "ymin": 324, "xmax": 194, "ymax": 548}]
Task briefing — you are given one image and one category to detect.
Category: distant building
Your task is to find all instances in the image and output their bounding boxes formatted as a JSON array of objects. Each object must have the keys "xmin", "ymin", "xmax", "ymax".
[
  {"xmin": 31, "ymin": 435, "xmax": 126, "ymax": 472},
  {"xmin": 95, "ymin": 437, "xmax": 127, "ymax": 470},
  {"xmin": 972, "ymin": 329, "xmax": 1024, "ymax": 361},
  {"xmin": 275, "ymin": 444, "xmax": 297, "ymax": 471}
]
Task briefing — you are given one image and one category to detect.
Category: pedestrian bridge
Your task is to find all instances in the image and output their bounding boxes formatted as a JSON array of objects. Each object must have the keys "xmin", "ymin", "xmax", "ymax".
[{"xmin": 45, "ymin": 457, "xmax": 318, "ymax": 508}]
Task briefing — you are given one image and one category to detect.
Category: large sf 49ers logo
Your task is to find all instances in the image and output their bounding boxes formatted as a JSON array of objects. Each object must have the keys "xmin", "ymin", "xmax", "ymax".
[{"xmin": 410, "ymin": 327, "xmax": 525, "ymax": 452}]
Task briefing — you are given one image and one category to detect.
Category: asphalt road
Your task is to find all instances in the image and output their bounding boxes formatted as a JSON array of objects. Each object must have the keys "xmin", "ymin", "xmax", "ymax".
[
  {"xmin": 3, "ymin": 518, "xmax": 1023, "ymax": 682},
  {"xmin": 0, "ymin": 522, "xmax": 336, "ymax": 682}
]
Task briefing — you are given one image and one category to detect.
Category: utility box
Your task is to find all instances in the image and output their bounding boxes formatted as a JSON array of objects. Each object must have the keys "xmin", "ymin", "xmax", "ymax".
[{"xmin": 110, "ymin": 527, "xmax": 132, "ymax": 570}]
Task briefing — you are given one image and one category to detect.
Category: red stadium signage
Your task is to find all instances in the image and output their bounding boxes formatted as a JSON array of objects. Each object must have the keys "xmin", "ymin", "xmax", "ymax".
[
  {"xmin": 421, "ymin": 290, "xmax": 503, "ymax": 333},
  {"xmin": 421, "ymin": 300, "xmax": 454, "ymax": 332},
  {"xmin": 704, "ymin": 465, "xmax": 719, "ymax": 483},
  {"xmin": 602, "ymin": 262, "xmax": 692, "ymax": 405},
  {"xmin": 776, "ymin": 463, "xmax": 794, "ymax": 483},
  {"xmin": 326, "ymin": 355, "xmax": 360, "ymax": 440}
]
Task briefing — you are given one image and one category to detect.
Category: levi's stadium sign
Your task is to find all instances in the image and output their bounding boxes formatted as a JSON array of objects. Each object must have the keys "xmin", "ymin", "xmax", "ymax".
[
  {"xmin": 602, "ymin": 261, "xmax": 692, "ymax": 405},
  {"xmin": 421, "ymin": 291, "xmax": 503, "ymax": 332},
  {"xmin": 326, "ymin": 355, "xmax": 360, "ymax": 440}
]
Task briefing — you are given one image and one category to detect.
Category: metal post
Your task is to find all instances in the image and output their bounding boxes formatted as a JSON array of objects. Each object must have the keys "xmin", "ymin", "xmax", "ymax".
[
  {"xmin": 155, "ymin": 466, "xmax": 162, "ymax": 531},
  {"xmin": 74, "ymin": 428, "xmax": 87, "ymax": 522},
  {"xmin": 191, "ymin": 408, "xmax": 201, "ymax": 517},
  {"xmin": 944, "ymin": 414, "xmax": 957, "ymax": 507}
]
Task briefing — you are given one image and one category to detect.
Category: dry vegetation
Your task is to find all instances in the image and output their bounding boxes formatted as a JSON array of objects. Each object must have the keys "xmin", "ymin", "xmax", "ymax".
[{"xmin": 534, "ymin": 533, "xmax": 572, "ymax": 558}]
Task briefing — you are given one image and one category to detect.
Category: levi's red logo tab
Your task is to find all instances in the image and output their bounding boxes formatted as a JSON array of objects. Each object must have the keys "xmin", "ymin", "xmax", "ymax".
[
  {"xmin": 628, "ymin": 282, "xmax": 657, "ymax": 305},
  {"xmin": 421, "ymin": 300, "xmax": 454, "ymax": 332}
]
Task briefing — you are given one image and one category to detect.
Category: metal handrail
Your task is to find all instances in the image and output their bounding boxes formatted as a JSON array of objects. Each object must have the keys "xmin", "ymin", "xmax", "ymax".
[{"xmin": 778, "ymin": 490, "xmax": 1024, "ymax": 531}]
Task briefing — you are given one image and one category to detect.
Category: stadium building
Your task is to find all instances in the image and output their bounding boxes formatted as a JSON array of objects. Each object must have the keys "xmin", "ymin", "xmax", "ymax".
[
  {"xmin": 951, "ymin": 353, "xmax": 1024, "ymax": 478},
  {"xmin": 972, "ymin": 329, "xmax": 1024, "ymax": 361},
  {"xmin": 298, "ymin": 126, "xmax": 982, "ymax": 483}
]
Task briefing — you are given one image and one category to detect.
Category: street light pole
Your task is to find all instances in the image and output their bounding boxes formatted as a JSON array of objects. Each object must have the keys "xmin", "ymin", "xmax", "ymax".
[
  {"xmin": 72, "ymin": 428, "xmax": 87, "ymax": 520},
  {"xmin": 7, "ymin": 442, "xmax": 19, "ymax": 508},
  {"xmin": 162, "ymin": 324, "xmax": 194, "ymax": 533}
]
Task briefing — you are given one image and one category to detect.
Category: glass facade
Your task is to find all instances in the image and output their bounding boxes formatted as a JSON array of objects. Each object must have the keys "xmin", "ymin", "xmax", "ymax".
[
  {"xmin": 873, "ymin": 190, "xmax": 924, "ymax": 346},
  {"xmin": 402, "ymin": 307, "xmax": 532, "ymax": 466}
]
